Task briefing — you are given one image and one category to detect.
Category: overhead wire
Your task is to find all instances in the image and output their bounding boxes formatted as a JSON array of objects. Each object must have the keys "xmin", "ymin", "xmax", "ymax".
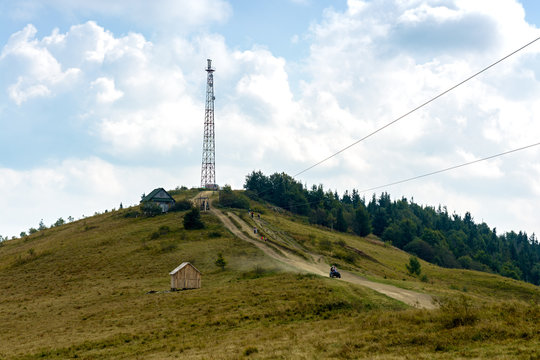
[
  {"xmin": 246, "ymin": 35, "xmax": 540, "ymax": 203},
  {"xmin": 293, "ymin": 36, "xmax": 540, "ymax": 178},
  {"xmin": 357, "ymin": 141, "xmax": 540, "ymax": 193},
  {"xmin": 274, "ymin": 141, "xmax": 540, "ymax": 211}
]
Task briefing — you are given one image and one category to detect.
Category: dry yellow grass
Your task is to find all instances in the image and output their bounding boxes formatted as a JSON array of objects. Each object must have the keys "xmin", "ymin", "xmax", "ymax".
[{"xmin": 0, "ymin": 191, "xmax": 538, "ymax": 359}]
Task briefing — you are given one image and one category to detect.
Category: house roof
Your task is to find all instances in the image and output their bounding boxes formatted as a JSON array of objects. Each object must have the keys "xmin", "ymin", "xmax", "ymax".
[
  {"xmin": 169, "ymin": 262, "xmax": 201, "ymax": 275},
  {"xmin": 141, "ymin": 188, "xmax": 175, "ymax": 203}
]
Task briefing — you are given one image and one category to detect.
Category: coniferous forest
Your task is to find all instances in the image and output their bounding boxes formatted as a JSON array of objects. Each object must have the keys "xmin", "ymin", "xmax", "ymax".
[{"xmin": 244, "ymin": 171, "xmax": 540, "ymax": 285}]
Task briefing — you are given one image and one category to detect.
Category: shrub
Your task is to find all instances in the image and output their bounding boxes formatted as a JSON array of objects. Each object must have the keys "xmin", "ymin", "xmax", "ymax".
[
  {"xmin": 433, "ymin": 246, "xmax": 460, "ymax": 268},
  {"xmin": 140, "ymin": 202, "xmax": 162, "ymax": 217},
  {"xmin": 123, "ymin": 210, "xmax": 140, "ymax": 218},
  {"xmin": 439, "ymin": 295, "xmax": 478, "ymax": 328},
  {"xmin": 406, "ymin": 256, "xmax": 421, "ymax": 276},
  {"xmin": 38, "ymin": 219, "xmax": 47, "ymax": 231},
  {"xmin": 183, "ymin": 207, "xmax": 204, "ymax": 230},
  {"xmin": 168, "ymin": 186, "xmax": 188, "ymax": 196},
  {"xmin": 335, "ymin": 250, "xmax": 356, "ymax": 264},
  {"xmin": 215, "ymin": 253, "xmax": 227, "ymax": 270},
  {"xmin": 404, "ymin": 238, "xmax": 435, "ymax": 262},
  {"xmin": 218, "ymin": 185, "xmax": 250, "ymax": 209},
  {"xmin": 170, "ymin": 200, "xmax": 192, "ymax": 212}
]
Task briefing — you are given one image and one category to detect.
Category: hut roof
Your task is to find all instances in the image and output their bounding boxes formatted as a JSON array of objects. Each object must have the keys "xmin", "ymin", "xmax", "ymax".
[
  {"xmin": 141, "ymin": 188, "xmax": 175, "ymax": 203},
  {"xmin": 169, "ymin": 262, "xmax": 201, "ymax": 275}
]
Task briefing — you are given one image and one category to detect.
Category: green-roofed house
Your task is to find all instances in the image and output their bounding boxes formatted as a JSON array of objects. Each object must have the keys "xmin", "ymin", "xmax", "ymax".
[{"xmin": 140, "ymin": 188, "xmax": 176, "ymax": 213}]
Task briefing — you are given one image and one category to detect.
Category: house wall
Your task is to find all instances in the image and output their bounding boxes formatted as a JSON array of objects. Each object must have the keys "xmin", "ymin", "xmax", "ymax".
[{"xmin": 171, "ymin": 265, "xmax": 201, "ymax": 290}]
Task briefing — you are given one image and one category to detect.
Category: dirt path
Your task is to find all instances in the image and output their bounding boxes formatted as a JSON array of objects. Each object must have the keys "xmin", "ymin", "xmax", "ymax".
[{"xmin": 201, "ymin": 192, "xmax": 436, "ymax": 309}]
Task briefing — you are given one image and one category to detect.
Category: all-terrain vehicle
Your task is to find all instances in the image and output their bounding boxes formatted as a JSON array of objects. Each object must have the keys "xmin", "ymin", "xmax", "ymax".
[{"xmin": 329, "ymin": 269, "xmax": 341, "ymax": 278}]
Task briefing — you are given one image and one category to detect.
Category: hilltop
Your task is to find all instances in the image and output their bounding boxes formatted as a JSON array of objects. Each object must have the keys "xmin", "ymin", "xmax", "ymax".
[{"xmin": 0, "ymin": 188, "xmax": 538, "ymax": 359}]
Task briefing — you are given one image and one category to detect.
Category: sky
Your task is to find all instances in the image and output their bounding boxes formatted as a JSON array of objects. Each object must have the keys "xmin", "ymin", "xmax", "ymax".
[{"xmin": 1, "ymin": 0, "xmax": 540, "ymax": 239}]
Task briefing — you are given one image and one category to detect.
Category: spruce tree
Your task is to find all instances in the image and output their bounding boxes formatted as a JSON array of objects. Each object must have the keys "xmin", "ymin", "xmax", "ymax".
[
  {"xmin": 335, "ymin": 207, "xmax": 348, "ymax": 232},
  {"xmin": 406, "ymin": 256, "xmax": 421, "ymax": 276},
  {"xmin": 183, "ymin": 207, "xmax": 204, "ymax": 230},
  {"xmin": 215, "ymin": 253, "xmax": 227, "ymax": 270},
  {"xmin": 353, "ymin": 205, "xmax": 372, "ymax": 236}
]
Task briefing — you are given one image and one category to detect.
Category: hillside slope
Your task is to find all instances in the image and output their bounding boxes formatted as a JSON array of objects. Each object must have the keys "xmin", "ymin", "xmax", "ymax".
[
  {"xmin": 0, "ymin": 189, "xmax": 538, "ymax": 359},
  {"xmin": 211, "ymin": 204, "xmax": 435, "ymax": 309}
]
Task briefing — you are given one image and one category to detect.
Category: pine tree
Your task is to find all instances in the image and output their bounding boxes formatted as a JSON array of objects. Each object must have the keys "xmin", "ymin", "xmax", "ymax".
[
  {"xmin": 335, "ymin": 207, "xmax": 348, "ymax": 232},
  {"xmin": 183, "ymin": 207, "xmax": 204, "ymax": 230},
  {"xmin": 406, "ymin": 256, "xmax": 421, "ymax": 276},
  {"xmin": 353, "ymin": 205, "xmax": 372, "ymax": 236},
  {"xmin": 215, "ymin": 253, "xmax": 227, "ymax": 270}
]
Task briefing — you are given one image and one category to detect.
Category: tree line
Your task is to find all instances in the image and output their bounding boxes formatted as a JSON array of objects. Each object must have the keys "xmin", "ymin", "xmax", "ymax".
[{"xmin": 244, "ymin": 171, "xmax": 540, "ymax": 285}]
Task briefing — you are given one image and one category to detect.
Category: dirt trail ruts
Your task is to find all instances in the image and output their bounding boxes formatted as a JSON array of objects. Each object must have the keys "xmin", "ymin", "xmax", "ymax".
[{"xmin": 200, "ymin": 192, "xmax": 436, "ymax": 309}]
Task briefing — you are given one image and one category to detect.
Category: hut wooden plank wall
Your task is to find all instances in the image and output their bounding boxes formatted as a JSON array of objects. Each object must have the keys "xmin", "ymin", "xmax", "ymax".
[{"xmin": 169, "ymin": 262, "xmax": 201, "ymax": 290}]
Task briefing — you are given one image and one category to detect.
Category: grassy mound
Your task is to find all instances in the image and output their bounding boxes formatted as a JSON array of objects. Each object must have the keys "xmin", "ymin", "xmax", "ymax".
[{"xmin": 0, "ymin": 190, "xmax": 538, "ymax": 359}]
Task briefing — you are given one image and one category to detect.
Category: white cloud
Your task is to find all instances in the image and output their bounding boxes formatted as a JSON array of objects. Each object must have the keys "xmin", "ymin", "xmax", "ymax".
[
  {"xmin": 91, "ymin": 77, "xmax": 123, "ymax": 103},
  {"xmin": 1, "ymin": 24, "xmax": 80, "ymax": 104},
  {"xmin": 8, "ymin": 78, "xmax": 51, "ymax": 105},
  {"xmin": 0, "ymin": 158, "xmax": 196, "ymax": 237}
]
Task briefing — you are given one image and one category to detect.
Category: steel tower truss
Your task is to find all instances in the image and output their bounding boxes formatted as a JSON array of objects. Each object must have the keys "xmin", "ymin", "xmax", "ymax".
[{"xmin": 200, "ymin": 59, "xmax": 216, "ymax": 189}]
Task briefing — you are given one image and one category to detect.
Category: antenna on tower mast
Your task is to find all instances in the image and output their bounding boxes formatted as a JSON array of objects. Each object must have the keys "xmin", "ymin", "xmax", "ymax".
[{"xmin": 200, "ymin": 59, "xmax": 217, "ymax": 190}]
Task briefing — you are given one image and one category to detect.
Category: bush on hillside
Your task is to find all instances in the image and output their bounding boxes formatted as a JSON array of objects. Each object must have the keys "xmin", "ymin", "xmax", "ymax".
[
  {"xmin": 439, "ymin": 295, "xmax": 479, "ymax": 328},
  {"xmin": 218, "ymin": 185, "xmax": 250, "ymax": 209},
  {"xmin": 168, "ymin": 186, "xmax": 188, "ymax": 196},
  {"xmin": 433, "ymin": 246, "xmax": 460, "ymax": 268},
  {"xmin": 183, "ymin": 207, "xmax": 204, "ymax": 230},
  {"xmin": 170, "ymin": 200, "xmax": 192, "ymax": 212},
  {"xmin": 123, "ymin": 209, "xmax": 140, "ymax": 218},
  {"xmin": 404, "ymin": 238, "xmax": 435, "ymax": 262},
  {"xmin": 458, "ymin": 255, "xmax": 491, "ymax": 272},
  {"xmin": 406, "ymin": 256, "xmax": 421, "ymax": 276},
  {"xmin": 215, "ymin": 252, "xmax": 227, "ymax": 270},
  {"xmin": 140, "ymin": 202, "xmax": 162, "ymax": 217}
]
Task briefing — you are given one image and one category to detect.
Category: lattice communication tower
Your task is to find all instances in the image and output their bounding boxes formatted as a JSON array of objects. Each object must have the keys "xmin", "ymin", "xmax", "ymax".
[{"xmin": 200, "ymin": 59, "xmax": 217, "ymax": 189}]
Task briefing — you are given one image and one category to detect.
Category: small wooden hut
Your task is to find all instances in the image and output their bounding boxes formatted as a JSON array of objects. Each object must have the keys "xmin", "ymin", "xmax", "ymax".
[
  {"xmin": 169, "ymin": 262, "xmax": 201, "ymax": 290},
  {"xmin": 141, "ymin": 188, "xmax": 175, "ymax": 213}
]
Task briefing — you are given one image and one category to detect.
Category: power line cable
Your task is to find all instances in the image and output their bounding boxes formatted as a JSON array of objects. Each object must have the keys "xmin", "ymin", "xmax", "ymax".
[
  {"xmin": 269, "ymin": 141, "xmax": 540, "ymax": 212},
  {"xmin": 293, "ymin": 36, "xmax": 540, "ymax": 178},
  {"xmin": 357, "ymin": 141, "xmax": 540, "ymax": 193}
]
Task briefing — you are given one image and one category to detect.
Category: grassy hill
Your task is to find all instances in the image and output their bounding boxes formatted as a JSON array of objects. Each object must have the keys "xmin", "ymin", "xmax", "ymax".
[{"xmin": 0, "ymin": 189, "xmax": 538, "ymax": 359}]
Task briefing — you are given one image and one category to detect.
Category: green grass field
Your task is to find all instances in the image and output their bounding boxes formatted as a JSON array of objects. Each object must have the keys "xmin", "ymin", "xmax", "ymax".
[{"xmin": 0, "ymin": 191, "xmax": 538, "ymax": 359}]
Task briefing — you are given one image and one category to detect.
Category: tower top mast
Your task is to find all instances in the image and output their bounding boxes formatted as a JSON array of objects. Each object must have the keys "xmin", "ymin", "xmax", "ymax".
[{"xmin": 200, "ymin": 59, "xmax": 217, "ymax": 189}]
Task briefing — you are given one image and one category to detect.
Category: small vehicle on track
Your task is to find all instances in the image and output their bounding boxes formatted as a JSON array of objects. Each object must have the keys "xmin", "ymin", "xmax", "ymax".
[{"xmin": 329, "ymin": 266, "xmax": 341, "ymax": 278}]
